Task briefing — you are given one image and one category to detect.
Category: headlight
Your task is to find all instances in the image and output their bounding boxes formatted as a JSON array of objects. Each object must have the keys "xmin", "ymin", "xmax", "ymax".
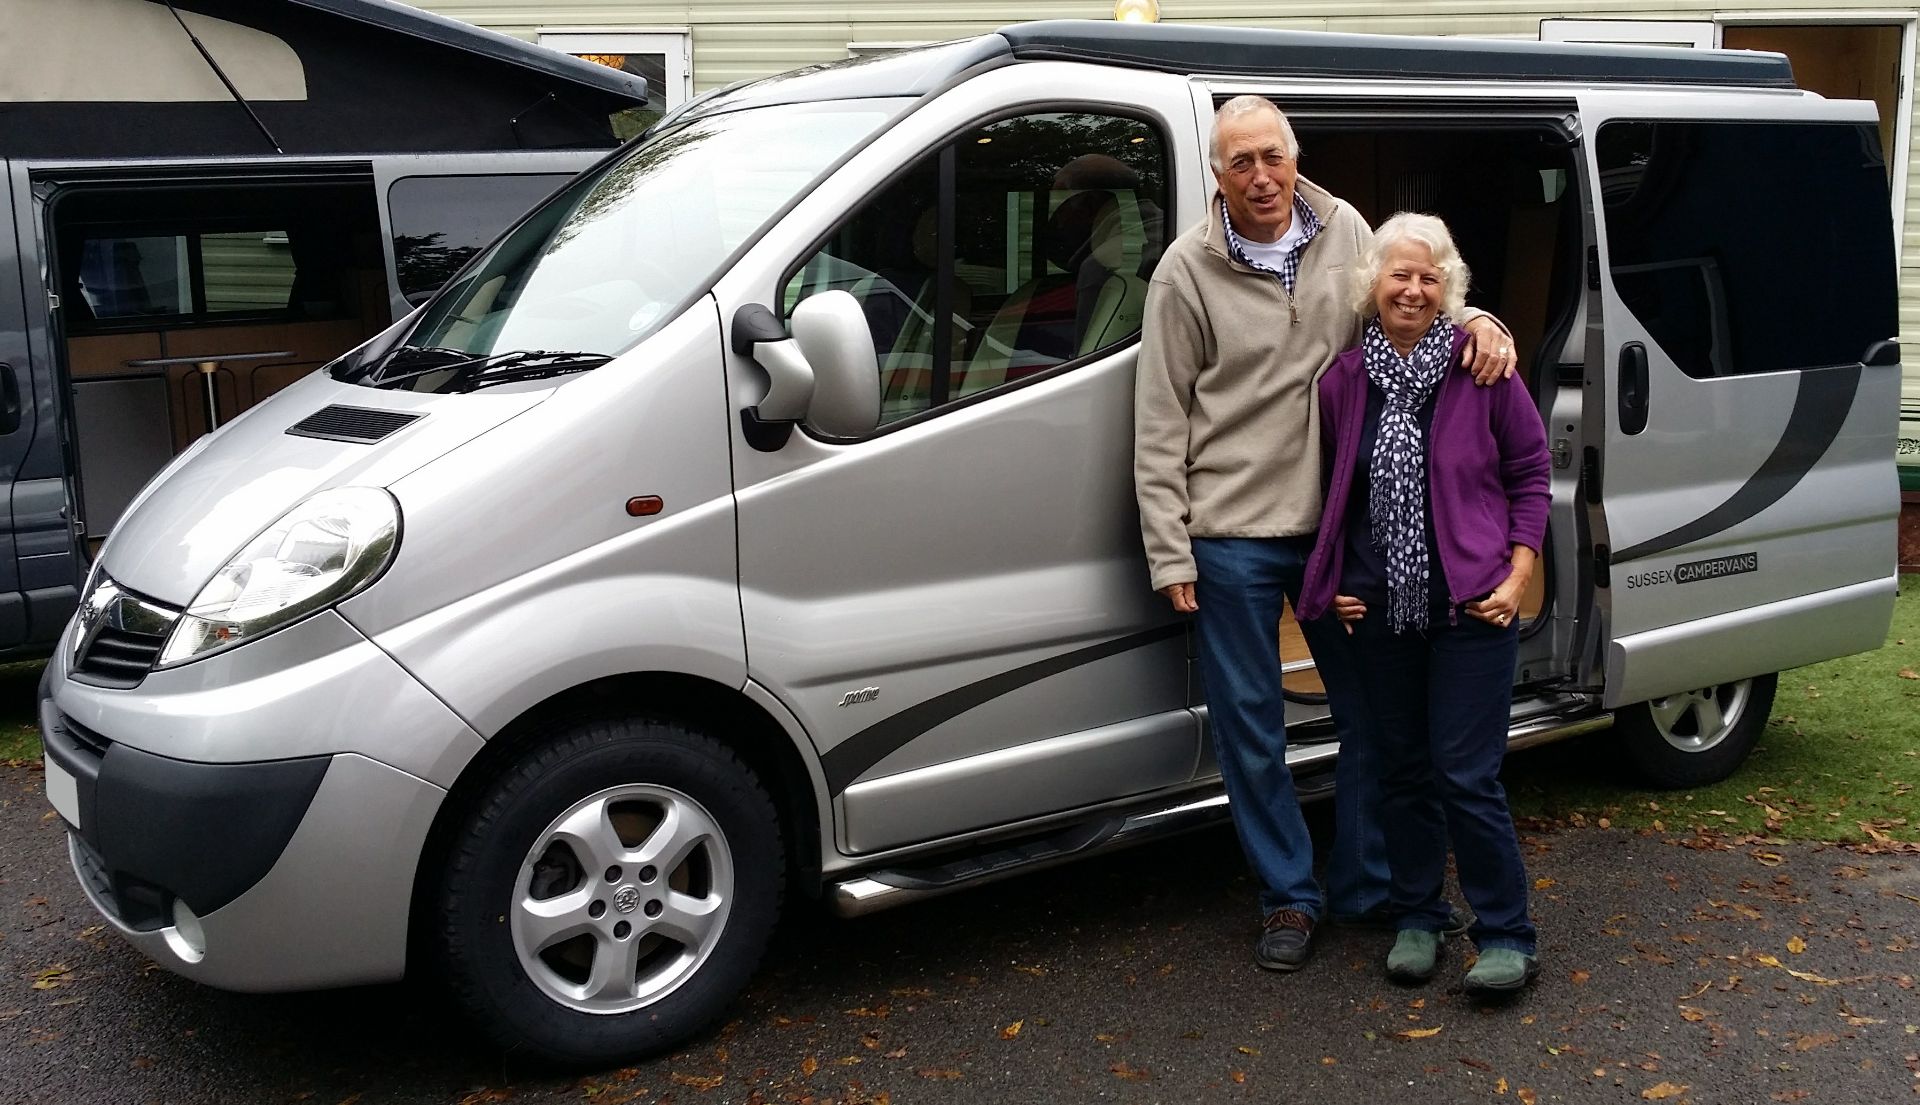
[{"xmin": 158, "ymin": 487, "xmax": 400, "ymax": 668}]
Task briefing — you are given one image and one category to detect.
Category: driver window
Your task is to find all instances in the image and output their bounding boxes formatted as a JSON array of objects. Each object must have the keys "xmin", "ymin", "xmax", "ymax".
[{"xmin": 784, "ymin": 111, "xmax": 1168, "ymax": 428}]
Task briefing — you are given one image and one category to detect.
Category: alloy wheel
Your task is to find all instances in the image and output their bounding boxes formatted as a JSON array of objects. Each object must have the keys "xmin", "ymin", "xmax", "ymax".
[
  {"xmin": 510, "ymin": 783, "xmax": 734, "ymax": 1014},
  {"xmin": 1643, "ymin": 679, "xmax": 1753, "ymax": 755}
]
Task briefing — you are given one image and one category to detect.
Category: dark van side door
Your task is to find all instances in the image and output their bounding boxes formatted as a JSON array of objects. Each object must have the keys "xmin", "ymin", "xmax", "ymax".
[
  {"xmin": 1578, "ymin": 90, "xmax": 1900, "ymax": 707},
  {"xmin": 2, "ymin": 161, "xmax": 79, "ymax": 655}
]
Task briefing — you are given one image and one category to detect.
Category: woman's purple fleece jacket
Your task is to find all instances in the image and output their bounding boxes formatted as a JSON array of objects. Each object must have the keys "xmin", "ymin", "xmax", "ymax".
[{"xmin": 1297, "ymin": 327, "xmax": 1553, "ymax": 623}]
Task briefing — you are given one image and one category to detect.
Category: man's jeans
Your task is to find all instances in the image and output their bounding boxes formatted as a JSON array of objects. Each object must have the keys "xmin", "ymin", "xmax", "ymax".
[
  {"xmin": 1351, "ymin": 611, "xmax": 1536, "ymax": 954},
  {"xmin": 1191, "ymin": 536, "xmax": 1392, "ymax": 921}
]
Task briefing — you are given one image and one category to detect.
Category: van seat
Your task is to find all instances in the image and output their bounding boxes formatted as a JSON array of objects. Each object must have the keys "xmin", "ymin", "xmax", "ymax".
[{"xmin": 957, "ymin": 189, "xmax": 1143, "ymax": 398}]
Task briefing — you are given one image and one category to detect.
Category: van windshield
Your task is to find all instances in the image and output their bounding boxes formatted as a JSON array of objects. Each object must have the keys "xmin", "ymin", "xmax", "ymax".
[{"xmin": 349, "ymin": 100, "xmax": 897, "ymax": 389}]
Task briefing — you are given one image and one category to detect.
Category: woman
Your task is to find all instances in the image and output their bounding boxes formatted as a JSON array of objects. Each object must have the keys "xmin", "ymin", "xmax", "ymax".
[{"xmin": 1297, "ymin": 213, "xmax": 1551, "ymax": 995}]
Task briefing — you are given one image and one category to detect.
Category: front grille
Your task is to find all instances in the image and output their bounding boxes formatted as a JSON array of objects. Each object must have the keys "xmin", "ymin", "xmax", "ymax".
[
  {"xmin": 286, "ymin": 404, "xmax": 423, "ymax": 444},
  {"xmin": 74, "ymin": 626, "xmax": 168, "ymax": 686},
  {"xmin": 69, "ymin": 575, "xmax": 179, "ymax": 689}
]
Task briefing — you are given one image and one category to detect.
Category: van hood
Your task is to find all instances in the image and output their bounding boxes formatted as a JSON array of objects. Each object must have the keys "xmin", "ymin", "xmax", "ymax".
[{"xmin": 101, "ymin": 371, "xmax": 549, "ymax": 607}]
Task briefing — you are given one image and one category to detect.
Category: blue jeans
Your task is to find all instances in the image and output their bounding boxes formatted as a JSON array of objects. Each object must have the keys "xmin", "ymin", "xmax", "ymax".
[
  {"xmin": 1191, "ymin": 536, "xmax": 1392, "ymax": 921},
  {"xmin": 1351, "ymin": 610, "xmax": 1536, "ymax": 954}
]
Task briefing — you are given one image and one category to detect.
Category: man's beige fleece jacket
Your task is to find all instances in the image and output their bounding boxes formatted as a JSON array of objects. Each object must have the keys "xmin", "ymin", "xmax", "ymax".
[{"xmin": 1134, "ymin": 177, "xmax": 1371, "ymax": 592}]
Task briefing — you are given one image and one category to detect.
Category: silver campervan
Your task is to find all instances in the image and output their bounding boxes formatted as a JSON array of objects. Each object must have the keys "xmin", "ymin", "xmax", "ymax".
[{"xmin": 39, "ymin": 21, "xmax": 1902, "ymax": 1065}]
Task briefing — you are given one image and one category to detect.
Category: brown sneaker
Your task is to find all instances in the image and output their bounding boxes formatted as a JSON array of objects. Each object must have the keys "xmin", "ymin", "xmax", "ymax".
[{"xmin": 1255, "ymin": 908, "xmax": 1315, "ymax": 972}]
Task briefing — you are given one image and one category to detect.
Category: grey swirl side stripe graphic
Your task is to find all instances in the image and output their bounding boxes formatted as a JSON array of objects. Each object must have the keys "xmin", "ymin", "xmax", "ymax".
[
  {"xmin": 821, "ymin": 623, "xmax": 1186, "ymax": 796},
  {"xmin": 1611, "ymin": 362, "xmax": 1860, "ymax": 565}
]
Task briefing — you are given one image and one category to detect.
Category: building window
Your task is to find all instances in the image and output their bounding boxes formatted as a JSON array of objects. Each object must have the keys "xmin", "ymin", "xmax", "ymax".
[{"xmin": 539, "ymin": 31, "xmax": 690, "ymax": 139}]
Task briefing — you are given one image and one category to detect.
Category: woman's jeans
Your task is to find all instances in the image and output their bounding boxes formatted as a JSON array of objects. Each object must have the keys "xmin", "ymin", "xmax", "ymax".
[
  {"xmin": 1191, "ymin": 537, "xmax": 1392, "ymax": 921},
  {"xmin": 1351, "ymin": 610, "xmax": 1536, "ymax": 953}
]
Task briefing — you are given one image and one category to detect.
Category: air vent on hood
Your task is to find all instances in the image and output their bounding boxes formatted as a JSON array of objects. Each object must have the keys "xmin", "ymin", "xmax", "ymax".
[{"xmin": 286, "ymin": 405, "xmax": 424, "ymax": 444}]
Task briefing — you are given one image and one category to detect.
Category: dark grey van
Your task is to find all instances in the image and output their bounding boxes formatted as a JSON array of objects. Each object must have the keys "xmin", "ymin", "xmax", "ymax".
[{"xmin": 0, "ymin": 0, "xmax": 645, "ymax": 655}]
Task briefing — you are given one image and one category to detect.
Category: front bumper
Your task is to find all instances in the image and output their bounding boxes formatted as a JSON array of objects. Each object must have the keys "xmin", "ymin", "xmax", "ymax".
[{"xmin": 41, "ymin": 610, "xmax": 478, "ymax": 991}]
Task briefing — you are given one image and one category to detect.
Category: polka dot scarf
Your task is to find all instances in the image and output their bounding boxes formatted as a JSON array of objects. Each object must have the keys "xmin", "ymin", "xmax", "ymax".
[{"xmin": 1363, "ymin": 315, "xmax": 1456, "ymax": 634}]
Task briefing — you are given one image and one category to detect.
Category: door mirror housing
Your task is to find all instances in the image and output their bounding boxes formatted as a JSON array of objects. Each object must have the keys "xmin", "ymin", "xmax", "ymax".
[
  {"xmin": 732, "ymin": 293, "xmax": 878, "ymax": 450},
  {"xmin": 792, "ymin": 291, "xmax": 879, "ymax": 440}
]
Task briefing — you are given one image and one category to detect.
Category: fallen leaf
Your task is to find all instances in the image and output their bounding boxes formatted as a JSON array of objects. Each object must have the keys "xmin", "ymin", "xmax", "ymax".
[
  {"xmin": 1011, "ymin": 964, "xmax": 1048, "ymax": 977},
  {"xmin": 1517, "ymin": 1090, "xmax": 1538, "ymax": 1105},
  {"xmin": 1235, "ymin": 1045, "xmax": 1261, "ymax": 1056},
  {"xmin": 800, "ymin": 1057, "xmax": 818, "ymax": 1078},
  {"xmin": 1679, "ymin": 1006, "xmax": 1713, "ymax": 1022},
  {"xmin": 1000, "ymin": 1020, "xmax": 1023, "ymax": 1040},
  {"xmin": 1899, "ymin": 668, "xmax": 1918, "ymax": 680},
  {"xmin": 1771, "ymin": 1092, "xmax": 1811, "ymax": 1102},
  {"xmin": 1641, "ymin": 1082, "xmax": 1690, "ymax": 1100},
  {"xmin": 1229, "ymin": 1070, "xmax": 1247, "ymax": 1084},
  {"xmin": 1109, "ymin": 1062, "xmax": 1151, "ymax": 1081},
  {"xmin": 843, "ymin": 1005, "xmax": 891, "ymax": 1018},
  {"xmin": 1397, "ymin": 1027, "xmax": 1444, "ymax": 1040},
  {"xmin": 1495, "ymin": 1077, "xmax": 1509, "ymax": 1094},
  {"xmin": 1534, "ymin": 878, "xmax": 1557, "ymax": 890},
  {"xmin": 1787, "ymin": 935, "xmax": 1806, "ymax": 955},
  {"xmin": 1320, "ymin": 1056, "xmax": 1337, "ymax": 1065},
  {"xmin": 1570, "ymin": 969, "xmax": 1591, "ymax": 985},
  {"xmin": 1794, "ymin": 1032, "xmax": 1839, "ymax": 1051},
  {"xmin": 668, "ymin": 1073, "xmax": 722, "ymax": 1091},
  {"xmin": 1754, "ymin": 852, "xmax": 1786, "ymax": 867},
  {"xmin": 915, "ymin": 1069, "xmax": 963, "ymax": 1080}
]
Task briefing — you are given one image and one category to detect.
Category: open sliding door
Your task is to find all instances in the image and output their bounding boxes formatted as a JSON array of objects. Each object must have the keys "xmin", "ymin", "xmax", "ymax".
[{"xmin": 1578, "ymin": 88, "xmax": 1901, "ymax": 708}]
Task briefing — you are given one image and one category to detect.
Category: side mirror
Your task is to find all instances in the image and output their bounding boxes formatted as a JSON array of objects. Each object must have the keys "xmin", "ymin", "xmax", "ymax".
[
  {"xmin": 792, "ymin": 291, "xmax": 879, "ymax": 440},
  {"xmin": 731, "ymin": 292, "xmax": 878, "ymax": 451}
]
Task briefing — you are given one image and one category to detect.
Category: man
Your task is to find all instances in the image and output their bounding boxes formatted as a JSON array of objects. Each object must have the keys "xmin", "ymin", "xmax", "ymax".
[{"xmin": 1134, "ymin": 96, "xmax": 1516, "ymax": 971}]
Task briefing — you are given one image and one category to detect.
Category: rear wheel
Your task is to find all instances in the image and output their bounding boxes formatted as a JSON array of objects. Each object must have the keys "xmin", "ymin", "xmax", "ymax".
[
  {"xmin": 437, "ymin": 717, "xmax": 783, "ymax": 1066},
  {"xmin": 1616, "ymin": 673, "xmax": 1777, "ymax": 789}
]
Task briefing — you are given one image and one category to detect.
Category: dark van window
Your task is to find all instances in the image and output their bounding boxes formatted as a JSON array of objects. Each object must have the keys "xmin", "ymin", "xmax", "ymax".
[
  {"xmin": 71, "ymin": 229, "xmax": 298, "ymax": 327},
  {"xmin": 388, "ymin": 174, "xmax": 571, "ymax": 301},
  {"xmin": 1597, "ymin": 121, "xmax": 1896, "ymax": 378},
  {"xmin": 784, "ymin": 111, "xmax": 1169, "ymax": 428}
]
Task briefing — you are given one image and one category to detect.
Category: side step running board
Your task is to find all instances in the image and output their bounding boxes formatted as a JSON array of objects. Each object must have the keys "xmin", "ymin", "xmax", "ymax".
[{"xmin": 827, "ymin": 709, "xmax": 1612, "ymax": 917}]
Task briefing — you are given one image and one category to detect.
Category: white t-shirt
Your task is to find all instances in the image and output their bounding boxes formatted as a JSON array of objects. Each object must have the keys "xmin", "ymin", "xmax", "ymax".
[{"xmin": 1235, "ymin": 215, "xmax": 1308, "ymax": 273}]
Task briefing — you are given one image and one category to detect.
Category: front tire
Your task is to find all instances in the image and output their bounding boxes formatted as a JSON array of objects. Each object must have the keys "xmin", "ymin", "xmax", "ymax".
[
  {"xmin": 436, "ymin": 717, "xmax": 783, "ymax": 1066},
  {"xmin": 1616, "ymin": 673, "xmax": 1777, "ymax": 789}
]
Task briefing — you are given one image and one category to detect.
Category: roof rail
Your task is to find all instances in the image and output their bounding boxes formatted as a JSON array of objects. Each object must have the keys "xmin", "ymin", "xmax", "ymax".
[{"xmin": 996, "ymin": 20, "xmax": 1796, "ymax": 89}]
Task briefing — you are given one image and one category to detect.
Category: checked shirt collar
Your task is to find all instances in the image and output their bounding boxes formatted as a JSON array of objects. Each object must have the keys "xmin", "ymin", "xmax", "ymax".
[{"xmin": 1220, "ymin": 193, "xmax": 1323, "ymax": 294}]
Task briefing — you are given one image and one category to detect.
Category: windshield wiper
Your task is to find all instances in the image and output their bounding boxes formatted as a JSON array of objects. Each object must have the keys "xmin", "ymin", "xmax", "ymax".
[
  {"xmin": 370, "ymin": 349, "xmax": 611, "ymax": 391},
  {"xmin": 463, "ymin": 352, "xmax": 613, "ymax": 391}
]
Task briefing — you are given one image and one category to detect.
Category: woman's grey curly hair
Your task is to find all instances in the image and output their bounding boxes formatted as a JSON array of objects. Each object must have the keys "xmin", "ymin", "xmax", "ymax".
[{"xmin": 1351, "ymin": 212, "xmax": 1470, "ymax": 320}]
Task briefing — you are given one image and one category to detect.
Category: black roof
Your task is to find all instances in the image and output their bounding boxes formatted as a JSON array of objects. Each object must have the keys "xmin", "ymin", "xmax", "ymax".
[
  {"xmin": 284, "ymin": 0, "xmax": 649, "ymax": 102},
  {"xmin": 672, "ymin": 20, "xmax": 1796, "ymax": 129},
  {"xmin": 996, "ymin": 20, "xmax": 1797, "ymax": 89}
]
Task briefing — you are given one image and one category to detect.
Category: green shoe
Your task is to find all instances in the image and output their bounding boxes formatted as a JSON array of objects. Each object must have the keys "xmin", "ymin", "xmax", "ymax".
[
  {"xmin": 1385, "ymin": 929, "xmax": 1443, "ymax": 985},
  {"xmin": 1463, "ymin": 948, "xmax": 1540, "ymax": 996}
]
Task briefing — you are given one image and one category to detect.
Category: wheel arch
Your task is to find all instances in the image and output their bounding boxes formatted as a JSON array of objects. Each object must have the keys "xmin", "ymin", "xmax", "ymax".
[{"xmin": 407, "ymin": 670, "xmax": 830, "ymax": 971}]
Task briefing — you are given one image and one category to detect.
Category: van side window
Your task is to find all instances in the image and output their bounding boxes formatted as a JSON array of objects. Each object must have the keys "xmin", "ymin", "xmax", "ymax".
[
  {"xmin": 388, "ymin": 174, "xmax": 573, "ymax": 302},
  {"xmin": 66, "ymin": 229, "xmax": 309, "ymax": 332},
  {"xmin": 784, "ymin": 111, "xmax": 1168, "ymax": 427},
  {"xmin": 1597, "ymin": 121, "xmax": 1896, "ymax": 377}
]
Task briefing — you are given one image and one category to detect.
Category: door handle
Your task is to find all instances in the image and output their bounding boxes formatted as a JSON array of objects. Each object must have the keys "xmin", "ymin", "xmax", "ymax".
[
  {"xmin": 1617, "ymin": 342, "xmax": 1649, "ymax": 436},
  {"xmin": 1863, "ymin": 339, "xmax": 1900, "ymax": 367},
  {"xmin": 0, "ymin": 363, "xmax": 19, "ymax": 435}
]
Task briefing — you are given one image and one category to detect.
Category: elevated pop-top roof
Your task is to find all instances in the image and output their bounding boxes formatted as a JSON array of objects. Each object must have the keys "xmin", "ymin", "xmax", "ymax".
[
  {"xmin": 283, "ymin": 0, "xmax": 649, "ymax": 102},
  {"xmin": 996, "ymin": 20, "xmax": 1796, "ymax": 89}
]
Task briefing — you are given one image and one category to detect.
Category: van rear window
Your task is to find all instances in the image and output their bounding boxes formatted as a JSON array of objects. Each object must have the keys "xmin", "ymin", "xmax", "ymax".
[{"xmin": 1597, "ymin": 120, "xmax": 1896, "ymax": 377}]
